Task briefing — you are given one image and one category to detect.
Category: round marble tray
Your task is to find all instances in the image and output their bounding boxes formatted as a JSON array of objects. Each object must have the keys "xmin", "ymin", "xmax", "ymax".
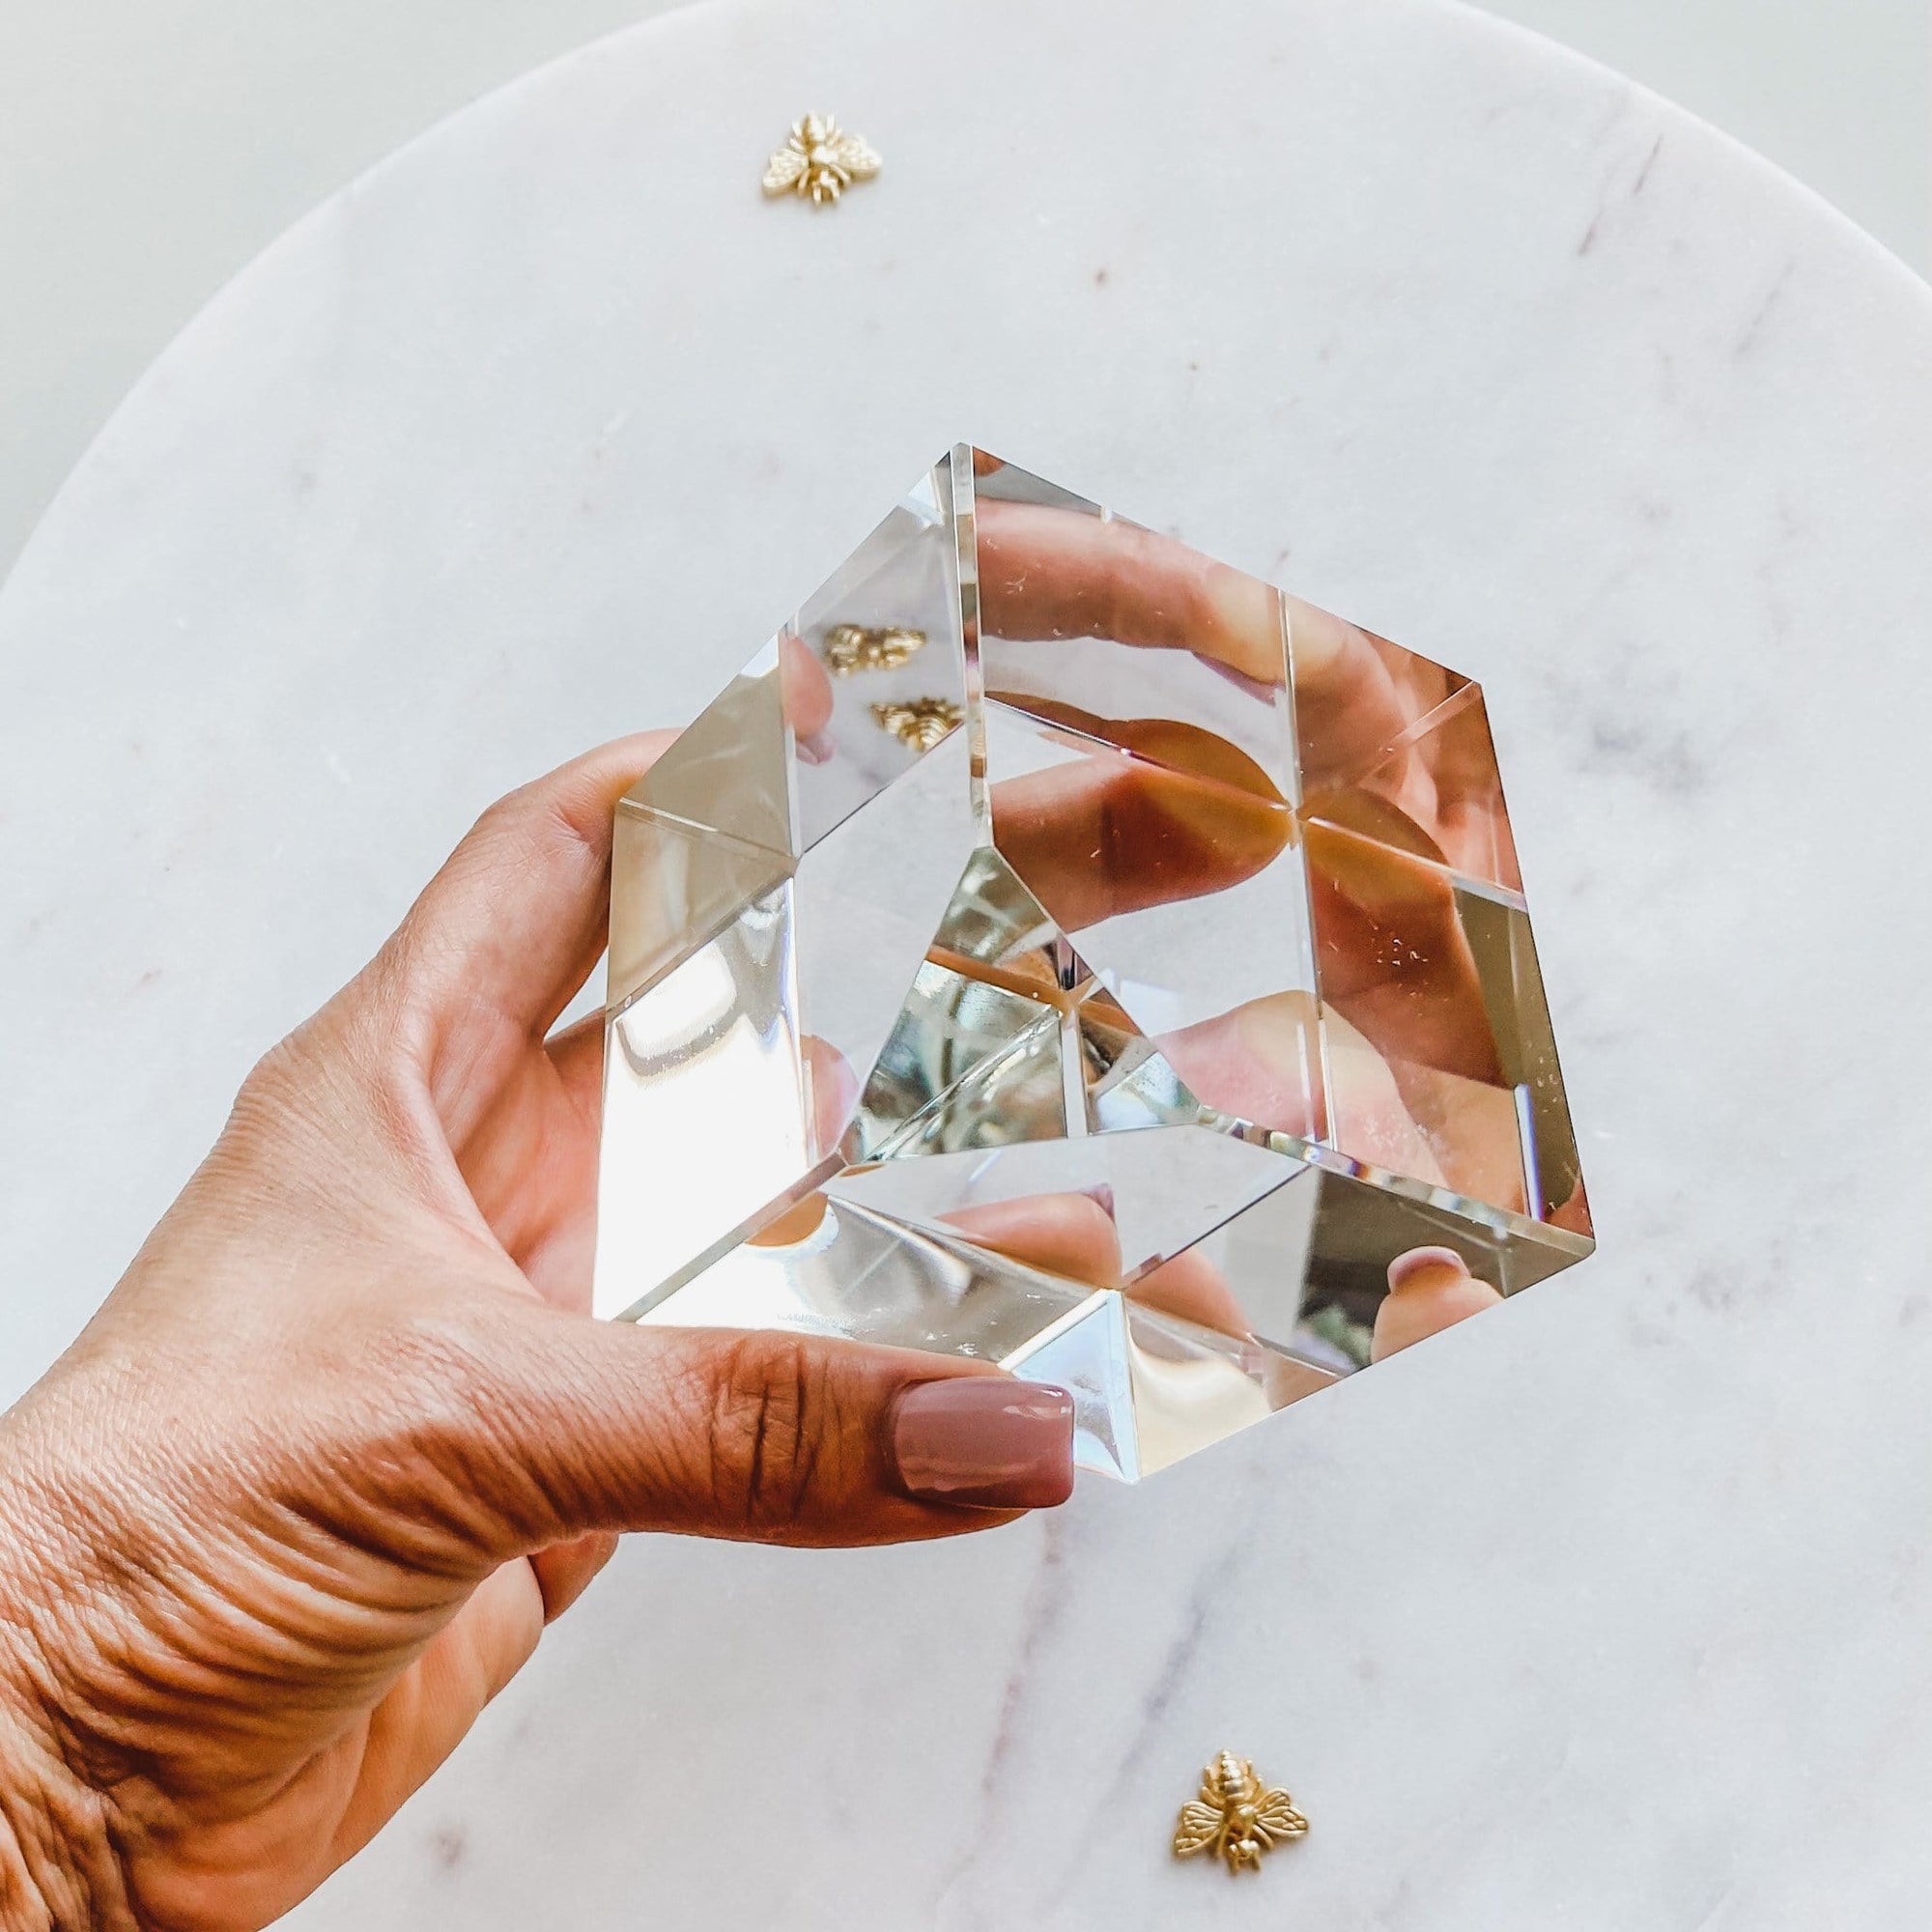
[{"xmin": 3, "ymin": 0, "xmax": 1929, "ymax": 1924}]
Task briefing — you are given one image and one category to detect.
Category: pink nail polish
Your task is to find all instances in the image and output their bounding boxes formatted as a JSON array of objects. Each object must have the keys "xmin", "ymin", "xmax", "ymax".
[
  {"xmin": 797, "ymin": 728, "xmax": 836, "ymax": 766},
  {"xmin": 1200, "ymin": 653, "xmax": 1284, "ymax": 702},
  {"xmin": 891, "ymin": 1378, "xmax": 1075, "ymax": 1509},
  {"xmin": 1386, "ymin": 1245, "xmax": 1469, "ymax": 1291}
]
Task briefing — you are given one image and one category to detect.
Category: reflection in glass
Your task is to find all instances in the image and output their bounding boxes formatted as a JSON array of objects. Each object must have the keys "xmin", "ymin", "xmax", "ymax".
[{"xmin": 594, "ymin": 447, "xmax": 1593, "ymax": 1480}]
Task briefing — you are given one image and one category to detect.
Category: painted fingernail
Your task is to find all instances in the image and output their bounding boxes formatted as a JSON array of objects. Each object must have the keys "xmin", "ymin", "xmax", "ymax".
[
  {"xmin": 1203, "ymin": 569, "xmax": 1289, "ymax": 686},
  {"xmin": 1081, "ymin": 1182, "xmax": 1117, "ymax": 1218},
  {"xmin": 1201, "ymin": 654, "xmax": 1284, "ymax": 702},
  {"xmin": 890, "ymin": 1378, "xmax": 1076, "ymax": 1509},
  {"xmin": 1386, "ymin": 1245, "xmax": 1468, "ymax": 1292},
  {"xmin": 797, "ymin": 728, "xmax": 836, "ymax": 766}
]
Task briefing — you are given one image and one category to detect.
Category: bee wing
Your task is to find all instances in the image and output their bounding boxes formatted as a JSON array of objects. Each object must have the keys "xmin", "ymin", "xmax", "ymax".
[
  {"xmin": 1253, "ymin": 1788, "xmax": 1309, "ymax": 1842},
  {"xmin": 762, "ymin": 145, "xmax": 810, "ymax": 194},
  {"xmin": 827, "ymin": 130, "xmax": 882, "ymax": 180},
  {"xmin": 1172, "ymin": 1801, "xmax": 1224, "ymax": 1859}
]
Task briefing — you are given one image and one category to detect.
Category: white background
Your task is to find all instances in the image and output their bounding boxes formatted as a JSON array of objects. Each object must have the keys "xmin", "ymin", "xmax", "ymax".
[{"xmin": 0, "ymin": 0, "xmax": 1927, "ymax": 586}]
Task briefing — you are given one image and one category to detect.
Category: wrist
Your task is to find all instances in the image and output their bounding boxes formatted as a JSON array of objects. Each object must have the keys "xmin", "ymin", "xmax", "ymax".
[
  {"xmin": 0, "ymin": 1712, "xmax": 63, "ymax": 1931},
  {"xmin": 0, "ymin": 1675, "xmax": 110, "ymax": 1931}
]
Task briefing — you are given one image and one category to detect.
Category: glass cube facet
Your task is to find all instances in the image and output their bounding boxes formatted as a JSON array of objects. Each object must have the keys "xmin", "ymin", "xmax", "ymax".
[{"xmin": 594, "ymin": 446, "xmax": 1592, "ymax": 1480}]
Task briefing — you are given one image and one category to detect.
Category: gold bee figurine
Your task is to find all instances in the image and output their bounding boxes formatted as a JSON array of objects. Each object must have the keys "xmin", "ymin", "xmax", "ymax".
[
  {"xmin": 1173, "ymin": 1752, "xmax": 1309, "ymax": 1875},
  {"xmin": 762, "ymin": 114, "xmax": 881, "ymax": 207},
  {"xmin": 870, "ymin": 696, "xmax": 962, "ymax": 752},
  {"xmin": 823, "ymin": 623, "xmax": 926, "ymax": 674}
]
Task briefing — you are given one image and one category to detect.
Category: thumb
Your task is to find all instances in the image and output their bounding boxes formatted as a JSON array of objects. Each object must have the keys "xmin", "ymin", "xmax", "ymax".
[
  {"xmin": 438, "ymin": 1303, "xmax": 1077, "ymax": 1555},
  {"xmin": 1370, "ymin": 1247, "xmax": 1502, "ymax": 1362},
  {"xmin": 383, "ymin": 731, "xmax": 676, "ymax": 1049}
]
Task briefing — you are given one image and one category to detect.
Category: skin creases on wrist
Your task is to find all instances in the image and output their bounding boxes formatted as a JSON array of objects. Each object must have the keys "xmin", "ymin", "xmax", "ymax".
[
  {"xmin": 0, "ymin": 1700, "xmax": 101, "ymax": 1931},
  {"xmin": 0, "ymin": 1488, "xmax": 135, "ymax": 1931}
]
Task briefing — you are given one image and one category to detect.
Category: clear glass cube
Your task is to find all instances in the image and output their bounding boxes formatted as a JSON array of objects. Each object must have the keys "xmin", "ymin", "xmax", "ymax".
[{"xmin": 594, "ymin": 446, "xmax": 1592, "ymax": 1480}]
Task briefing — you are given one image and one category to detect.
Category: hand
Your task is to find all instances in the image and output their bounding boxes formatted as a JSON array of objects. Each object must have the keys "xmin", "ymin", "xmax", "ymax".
[
  {"xmin": 0, "ymin": 739, "xmax": 1074, "ymax": 1932},
  {"xmin": 941, "ymin": 1195, "xmax": 1498, "ymax": 1363},
  {"xmin": 972, "ymin": 489, "xmax": 1531, "ymax": 1206}
]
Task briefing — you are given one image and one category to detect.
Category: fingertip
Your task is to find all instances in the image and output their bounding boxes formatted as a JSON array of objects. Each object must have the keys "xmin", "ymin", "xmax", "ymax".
[
  {"xmin": 399, "ymin": 730, "xmax": 683, "ymax": 1041},
  {"xmin": 1201, "ymin": 563, "xmax": 1290, "ymax": 686},
  {"xmin": 528, "ymin": 1531, "xmax": 620, "ymax": 1623},
  {"xmin": 1385, "ymin": 1245, "xmax": 1468, "ymax": 1293},
  {"xmin": 888, "ymin": 1377, "xmax": 1077, "ymax": 1511},
  {"xmin": 804, "ymin": 1037, "xmax": 861, "ymax": 1151},
  {"xmin": 510, "ymin": 1320, "xmax": 1079, "ymax": 1552},
  {"xmin": 942, "ymin": 1193, "xmax": 1122, "ymax": 1288},
  {"xmin": 779, "ymin": 631, "xmax": 835, "ymax": 740},
  {"xmin": 1371, "ymin": 1249, "xmax": 1504, "ymax": 1361},
  {"xmin": 544, "ymin": 730, "xmax": 683, "ymax": 840}
]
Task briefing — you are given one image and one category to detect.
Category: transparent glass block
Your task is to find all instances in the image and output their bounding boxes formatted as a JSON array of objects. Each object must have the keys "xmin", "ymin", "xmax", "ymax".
[{"xmin": 595, "ymin": 445, "xmax": 1594, "ymax": 1480}]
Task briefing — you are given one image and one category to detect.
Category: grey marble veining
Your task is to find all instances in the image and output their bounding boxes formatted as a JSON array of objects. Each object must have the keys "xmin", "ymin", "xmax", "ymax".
[{"xmin": 2, "ymin": 0, "xmax": 1929, "ymax": 1924}]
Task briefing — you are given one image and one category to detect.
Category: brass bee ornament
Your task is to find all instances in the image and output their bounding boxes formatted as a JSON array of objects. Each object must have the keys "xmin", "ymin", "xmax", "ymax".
[
  {"xmin": 1173, "ymin": 1752, "xmax": 1309, "ymax": 1875},
  {"xmin": 823, "ymin": 623, "xmax": 926, "ymax": 674},
  {"xmin": 762, "ymin": 114, "xmax": 881, "ymax": 207},
  {"xmin": 871, "ymin": 696, "xmax": 962, "ymax": 752}
]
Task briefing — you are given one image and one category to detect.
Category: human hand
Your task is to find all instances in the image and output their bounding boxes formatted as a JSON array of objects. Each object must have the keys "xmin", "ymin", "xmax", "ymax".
[
  {"xmin": 942, "ymin": 1194, "xmax": 1500, "ymax": 1364},
  {"xmin": 0, "ymin": 739, "xmax": 1074, "ymax": 1932},
  {"xmin": 972, "ymin": 489, "xmax": 1531, "ymax": 1207}
]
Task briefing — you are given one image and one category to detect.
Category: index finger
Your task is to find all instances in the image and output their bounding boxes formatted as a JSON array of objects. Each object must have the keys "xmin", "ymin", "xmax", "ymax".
[
  {"xmin": 975, "ymin": 495, "xmax": 1296, "ymax": 813},
  {"xmin": 973, "ymin": 497, "xmax": 1452, "ymax": 810},
  {"xmin": 976, "ymin": 497, "xmax": 1286, "ymax": 685}
]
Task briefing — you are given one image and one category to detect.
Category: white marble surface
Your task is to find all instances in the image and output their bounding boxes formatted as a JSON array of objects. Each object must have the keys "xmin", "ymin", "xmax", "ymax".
[{"xmin": 3, "ymin": 0, "xmax": 1930, "ymax": 1923}]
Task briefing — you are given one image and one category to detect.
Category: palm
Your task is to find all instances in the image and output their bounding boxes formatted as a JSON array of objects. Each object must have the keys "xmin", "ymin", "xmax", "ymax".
[
  {"xmin": 100, "ymin": 976, "xmax": 615, "ymax": 1927},
  {"xmin": 440, "ymin": 1009, "xmax": 609, "ymax": 1310}
]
